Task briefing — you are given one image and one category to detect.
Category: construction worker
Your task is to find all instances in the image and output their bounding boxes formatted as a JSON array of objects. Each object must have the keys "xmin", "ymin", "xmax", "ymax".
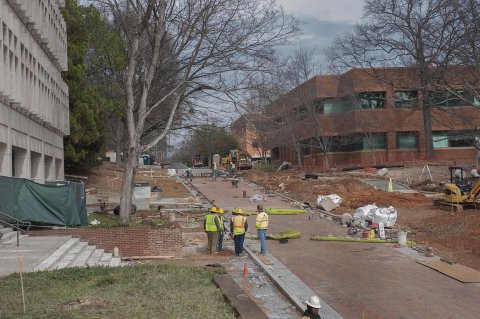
[
  {"xmin": 230, "ymin": 161, "xmax": 237, "ymax": 176},
  {"xmin": 255, "ymin": 204, "xmax": 269, "ymax": 255},
  {"xmin": 230, "ymin": 209, "xmax": 248, "ymax": 256},
  {"xmin": 204, "ymin": 207, "xmax": 221, "ymax": 254},
  {"xmin": 217, "ymin": 208, "xmax": 226, "ymax": 252},
  {"xmin": 301, "ymin": 295, "xmax": 323, "ymax": 319},
  {"xmin": 186, "ymin": 166, "xmax": 193, "ymax": 181},
  {"xmin": 212, "ymin": 162, "xmax": 218, "ymax": 181}
]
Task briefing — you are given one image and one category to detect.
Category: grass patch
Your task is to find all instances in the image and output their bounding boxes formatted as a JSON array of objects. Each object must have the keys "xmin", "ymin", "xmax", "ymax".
[{"xmin": 0, "ymin": 264, "xmax": 235, "ymax": 319}]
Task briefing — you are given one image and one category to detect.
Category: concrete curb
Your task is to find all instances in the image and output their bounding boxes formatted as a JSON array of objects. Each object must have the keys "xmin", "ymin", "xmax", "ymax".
[{"xmin": 245, "ymin": 242, "xmax": 344, "ymax": 319}]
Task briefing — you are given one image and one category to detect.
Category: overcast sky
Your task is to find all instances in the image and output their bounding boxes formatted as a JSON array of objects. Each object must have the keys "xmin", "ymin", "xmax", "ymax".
[{"xmin": 277, "ymin": 0, "xmax": 365, "ymax": 64}]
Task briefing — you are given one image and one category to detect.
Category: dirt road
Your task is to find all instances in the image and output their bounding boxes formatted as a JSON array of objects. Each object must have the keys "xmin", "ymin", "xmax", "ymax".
[{"xmin": 192, "ymin": 176, "xmax": 480, "ymax": 319}]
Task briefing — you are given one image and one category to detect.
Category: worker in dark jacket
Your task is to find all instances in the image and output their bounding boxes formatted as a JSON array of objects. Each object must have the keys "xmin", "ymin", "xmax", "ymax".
[
  {"xmin": 217, "ymin": 208, "xmax": 226, "ymax": 252},
  {"xmin": 204, "ymin": 207, "xmax": 221, "ymax": 254},
  {"xmin": 230, "ymin": 209, "xmax": 248, "ymax": 256},
  {"xmin": 301, "ymin": 295, "xmax": 323, "ymax": 319}
]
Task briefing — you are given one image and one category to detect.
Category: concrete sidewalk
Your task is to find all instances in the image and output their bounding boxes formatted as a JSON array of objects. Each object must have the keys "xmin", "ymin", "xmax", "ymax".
[{"xmin": 0, "ymin": 236, "xmax": 71, "ymax": 277}]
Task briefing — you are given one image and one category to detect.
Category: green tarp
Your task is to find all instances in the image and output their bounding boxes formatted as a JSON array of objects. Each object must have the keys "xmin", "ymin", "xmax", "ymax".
[{"xmin": 0, "ymin": 176, "xmax": 87, "ymax": 226}]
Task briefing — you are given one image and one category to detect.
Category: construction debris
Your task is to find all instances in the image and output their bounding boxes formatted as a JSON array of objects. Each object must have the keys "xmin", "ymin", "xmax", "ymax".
[
  {"xmin": 316, "ymin": 194, "xmax": 342, "ymax": 205},
  {"xmin": 317, "ymin": 198, "xmax": 338, "ymax": 212},
  {"xmin": 353, "ymin": 204, "xmax": 398, "ymax": 227},
  {"xmin": 249, "ymin": 194, "xmax": 266, "ymax": 202}
]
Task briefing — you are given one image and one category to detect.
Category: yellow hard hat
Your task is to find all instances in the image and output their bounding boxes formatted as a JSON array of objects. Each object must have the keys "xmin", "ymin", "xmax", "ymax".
[
  {"xmin": 233, "ymin": 208, "xmax": 243, "ymax": 214},
  {"xmin": 210, "ymin": 207, "xmax": 218, "ymax": 213},
  {"xmin": 218, "ymin": 208, "xmax": 224, "ymax": 214}
]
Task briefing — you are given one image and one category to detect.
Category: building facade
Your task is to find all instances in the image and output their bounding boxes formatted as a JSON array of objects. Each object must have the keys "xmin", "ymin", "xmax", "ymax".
[
  {"xmin": 231, "ymin": 113, "xmax": 271, "ymax": 161},
  {"xmin": 0, "ymin": 0, "xmax": 69, "ymax": 181},
  {"xmin": 263, "ymin": 67, "xmax": 480, "ymax": 169}
]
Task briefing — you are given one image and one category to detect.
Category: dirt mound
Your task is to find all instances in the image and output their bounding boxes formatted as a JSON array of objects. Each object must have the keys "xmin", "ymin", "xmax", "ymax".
[{"xmin": 281, "ymin": 178, "xmax": 430, "ymax": 209}]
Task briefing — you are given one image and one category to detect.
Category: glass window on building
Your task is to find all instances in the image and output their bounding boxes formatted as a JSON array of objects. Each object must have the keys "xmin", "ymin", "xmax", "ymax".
[
  {"xmin": 396, "ymin": 132, "xmax": 418, "ymax": 149},
  {"xmin": 301, "ymin": 140, "xmax": 311, "ymax": 156},
  {"xmin": 430, "ymin": 91, "xmax": 475, "ymax": 107},
  {"xmin": 297, "ymin": 105, "xmax": 309, "ymax": 120},
  {"xmin": 394, "ymin": 91, "xmax": 418, "ymax": 108},
  {"xmin": 363, "ymin": 133, "xmax": 386, "ymax": 150},
  {"xmin": 433, "ymin": 131, "xmax": 474, "ymax": 148},
  {"xmin": 323, "ymin": 99, "xmax": 352, "ymax": 114},
  {"xmin": 357, "ymin": 92, "xmax": 386, "ymax": 109},
  {"xmin": 330, "ymin": 136, "xmax": 353, "ymax": 152}
]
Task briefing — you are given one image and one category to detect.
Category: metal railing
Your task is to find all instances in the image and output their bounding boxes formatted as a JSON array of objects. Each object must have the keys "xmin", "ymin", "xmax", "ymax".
[{"xmin": 0, "ymin": 211, "xmax": 31, "ymax": 247}]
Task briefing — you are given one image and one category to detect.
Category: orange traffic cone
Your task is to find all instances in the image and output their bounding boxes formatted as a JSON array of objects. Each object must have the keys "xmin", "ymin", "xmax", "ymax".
[{"xmin": 243, "ymin": 263, "xmax": 249, "ymax": 277}]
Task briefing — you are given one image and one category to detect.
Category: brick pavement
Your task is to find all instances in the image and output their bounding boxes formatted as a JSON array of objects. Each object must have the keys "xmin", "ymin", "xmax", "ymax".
[{"xmin": 193, "ymin": 177, "xmax": 480, "ymax": 319}]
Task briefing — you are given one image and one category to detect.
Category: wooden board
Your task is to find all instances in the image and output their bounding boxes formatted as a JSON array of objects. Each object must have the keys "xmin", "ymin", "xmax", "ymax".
[
  {"xmin": 417, "ymin": 260, "xmax": 480, "ymax": 283},
  {"xmin": 214, "ymin": 274, "xmax": 269, "ymax": 319}
]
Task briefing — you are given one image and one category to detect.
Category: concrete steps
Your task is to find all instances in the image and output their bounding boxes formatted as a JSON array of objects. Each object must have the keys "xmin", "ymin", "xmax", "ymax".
[
  {"xmin": 0, "ymin": 226, "xmax": 124, "ymax": 272},
  {"xmin": 0, "ymin": 225, "xmax": 27, "ymax": 245},
  {"xmin": 33, "ymin": 238, "xmax": 123, "ymax": 271}
]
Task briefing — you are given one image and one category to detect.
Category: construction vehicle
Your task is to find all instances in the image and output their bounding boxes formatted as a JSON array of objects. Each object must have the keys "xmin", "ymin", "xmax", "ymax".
[
  {"xmin": 433, "ymin": 166, "xmax": 480, "ymax": 212},
  {"xmin": 192, "ymin": 154, "xmax": 204, "ymax": 167},
  {"xmin": 222, "ymin": 149, "xmax": 252, "ymax": 170}
]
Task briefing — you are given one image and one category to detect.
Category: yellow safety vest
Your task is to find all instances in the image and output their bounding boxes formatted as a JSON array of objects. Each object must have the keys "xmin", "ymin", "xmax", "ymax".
[
  {"xmin": 205, "ymin": 214, "xmax": 218, "ymax": 232},
  {"xmin": 231, "ymin": 215, "xmax": 246, "ymax": 235},
  {"xmin": 219, "ymin": 216, "xmax": 224, "ymax": 231},
  {"xmin": 255, "ymin": 212, "xmax": 269, "ymax": 230}
]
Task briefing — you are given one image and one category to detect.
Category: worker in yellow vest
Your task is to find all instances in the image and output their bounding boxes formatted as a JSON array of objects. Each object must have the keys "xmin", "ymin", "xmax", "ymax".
[
  {"xmin": 217, "ymin": 208, "xmax": 226, "ymax": 252},
  {"xmin": 230, "ymin": 162, "xmax": 237, "ymax": 176},
  {"xmin": 204, "ymin": 207, "xmax": 221, "ymax": 254},
  {"xmin": 230, "ymin": 209, "xmax": 248, "ymax": 256},
  {"xmin": 255, "ymin": 205, "xmax": 269, "ymax": 255}
]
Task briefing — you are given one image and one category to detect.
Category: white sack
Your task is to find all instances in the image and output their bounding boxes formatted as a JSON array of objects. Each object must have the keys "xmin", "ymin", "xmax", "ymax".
[
  {"xmin": 353, "ymin": 204, "xmax": 378, "ymax": 221},
  {"xmin": 316, "ymin": 194, "xmax": 342, "ymax": 206}
]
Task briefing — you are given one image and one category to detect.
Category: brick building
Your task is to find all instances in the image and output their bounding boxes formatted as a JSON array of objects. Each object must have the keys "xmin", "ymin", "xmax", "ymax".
[
  {"xmin": 0, "ymin": 0, "xmax": 69, "ymax": 180},
  {"xmin": 231, "ymin": 113, "xmax": 271, "ymax": 161},
  {"xmin": 262, "ymin": 67, "xmax": 480, "ymax": 169}
]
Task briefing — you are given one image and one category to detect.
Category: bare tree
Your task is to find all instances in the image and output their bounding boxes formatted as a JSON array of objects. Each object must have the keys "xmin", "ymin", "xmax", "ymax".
[
  {"xmin": 93, "ymin": 0, "xmax": 298, "ymax": 221},
  {"xmin": 326, "ymin": 0, "xmax": 465, "ymax": 159}
]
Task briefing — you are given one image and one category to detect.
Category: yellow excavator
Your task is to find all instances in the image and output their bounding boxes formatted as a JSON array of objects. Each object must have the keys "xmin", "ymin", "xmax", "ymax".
[{"xmin": 433, "ymin": 166, "xmax": 480, "ymax": 212}]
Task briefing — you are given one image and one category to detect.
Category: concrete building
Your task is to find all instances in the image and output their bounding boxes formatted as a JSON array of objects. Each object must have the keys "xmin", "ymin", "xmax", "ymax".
[
  {"xmin": 0, "ymin": 0, "xmax": 69, "ymax": 181},
  {"xmin": 261, "ymin": 67, "xmax": 480, "ymax": 169}
]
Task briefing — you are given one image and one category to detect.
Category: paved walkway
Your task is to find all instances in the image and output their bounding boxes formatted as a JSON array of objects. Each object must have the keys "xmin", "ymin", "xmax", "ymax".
[
  {"xmin": 192, "ymin": 177, "xmax": 480, "ymax": 319},
  {"xmin": 0, "ymin": 236, "xmax": 71, "ymax": 277}
]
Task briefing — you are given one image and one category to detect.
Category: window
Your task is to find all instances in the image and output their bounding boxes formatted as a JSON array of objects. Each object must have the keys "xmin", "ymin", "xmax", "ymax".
[
  {"xmin": 329, "ymin": 134, "xmax": 386, "ymax": 152},
  {"xmin": 396, "ymin": 132, "xmax": 417, "ymax": 149},
  {"xmin": 395, "ymin": 91, "xmax": 417, "ymax": 108},
  {"xmin": 433, "ymin": 131, "xmax": 474, "ymax": 148},
  {"xmin": 322, "ymin": 99, "xmax": 352, "ymax": 114},
  {"xmin": 430, "ymin": 91, "xmax": 476, "ymax": 107},
  {"xmin": 362, "ymin": 134, "xmax": 386, "ymax": 150},
  {"xmin": 357, "ymin": 92, "xmax": 386, "ymax": 109},
  {"xmin": 296, "ymin": 105, "xmax": 308, "ymax": 120}
]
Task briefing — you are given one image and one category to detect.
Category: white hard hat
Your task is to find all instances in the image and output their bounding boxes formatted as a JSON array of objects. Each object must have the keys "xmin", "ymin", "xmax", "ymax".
[{"xmin": 306, "ymin": 295, "xmax": 321, "ymax": 309}]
